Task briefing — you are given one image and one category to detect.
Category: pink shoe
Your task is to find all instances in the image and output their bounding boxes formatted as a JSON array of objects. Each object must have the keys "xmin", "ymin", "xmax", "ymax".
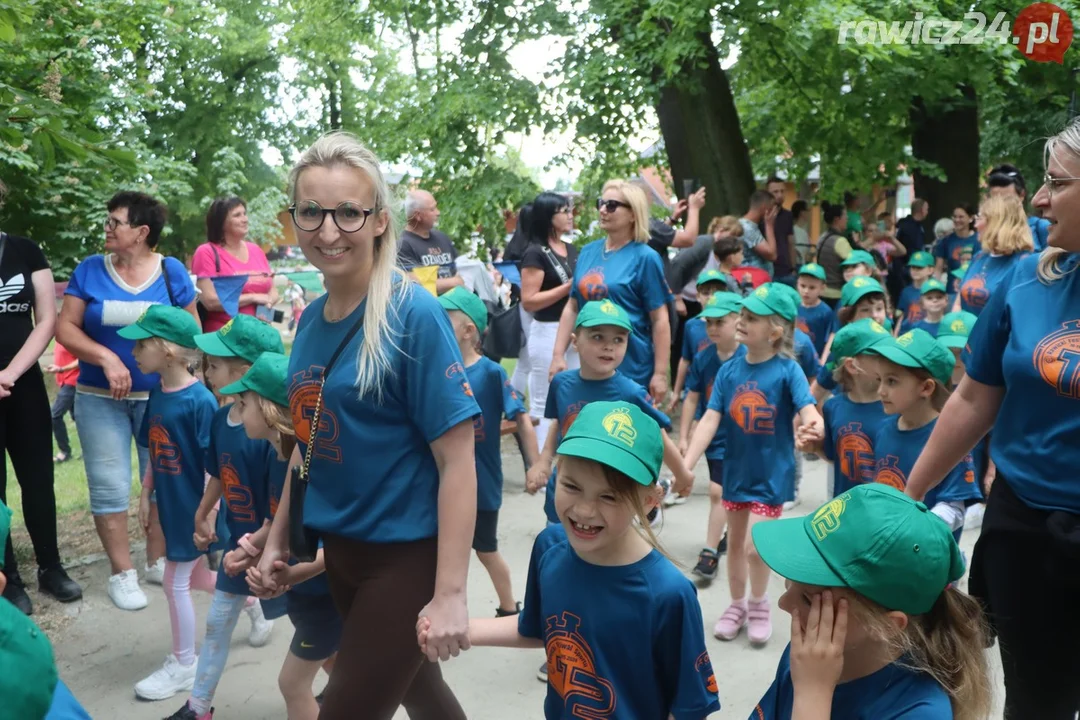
[
  {"xmin": 713, "ymin": 602, "xmax": 748, "ymax": 640},
  {"xmin": 748, "ymin": 597, "xmax": 772, "ymax": 646}
]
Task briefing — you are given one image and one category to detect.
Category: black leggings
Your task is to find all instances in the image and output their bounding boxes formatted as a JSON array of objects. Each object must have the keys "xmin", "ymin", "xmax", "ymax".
[
  {"xmin": 320, "ymin": 534, "xmax": 465, "ymax": 720},
  {"xmin": 0, "ymin": 366, "xmax": 60, "ymax": 573}
]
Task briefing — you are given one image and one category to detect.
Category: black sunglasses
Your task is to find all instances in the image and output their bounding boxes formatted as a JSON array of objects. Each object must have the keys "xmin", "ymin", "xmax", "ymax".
[{"xmin": 596, "ymin": 198, "xmax": 631, "ymax": 213}]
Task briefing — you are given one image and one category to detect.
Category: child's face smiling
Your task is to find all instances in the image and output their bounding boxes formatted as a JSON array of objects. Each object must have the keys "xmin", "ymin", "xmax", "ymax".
[
  {"xmin": 921, "ymin": 291, "xmax": 948, "ymax": 316},
  {"xmin": 573, "ymin": 325, "xmax": 629, "ymax": 376},
  {"xmin": 554, "ymin": 456, "xmax": 646, "ymax": 562}
]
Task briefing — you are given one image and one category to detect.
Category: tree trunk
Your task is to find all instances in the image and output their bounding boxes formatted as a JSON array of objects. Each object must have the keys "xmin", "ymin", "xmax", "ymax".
[
  {"xmin": 910, "ymin": 85, "xmax": 980, "ymax": 236},
  {"xmin": 656, "ymin": 33, "xmax": 756, "ymax": 220}
]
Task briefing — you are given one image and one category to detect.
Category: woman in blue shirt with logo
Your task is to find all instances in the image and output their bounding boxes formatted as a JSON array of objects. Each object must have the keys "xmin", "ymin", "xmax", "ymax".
[
  {"xmin": 254, "ymin": 132, "xmax": 479, "ymax": 719},
  {"xmin": 549, "ymin": 180, "xmax": 672, "ymax": 400},
  {"xmin": 933, "ymin": 205, "xmax": 979, "ymax": 295},
  {"xmin": 951, "ymin": 193, "xmax": 1032, "ymax": 317},
  {"xmin": 907, "ymin": 119, "xmax": 1080, "ymax": 719}
]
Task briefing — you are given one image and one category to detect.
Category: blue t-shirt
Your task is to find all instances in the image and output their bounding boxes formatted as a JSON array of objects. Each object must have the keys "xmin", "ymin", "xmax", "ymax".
[
  {"xmin": 519, "ymin": 525, "xmax": 721, "ymax": 720},
  {"xmin": 794, "ymin": 328, "xmax": 821, "ymax": 379},
  {"xmin": 798, "ymin": 302, "xmax": 838, "ymax": 357},
  {"xmin": 874, "ymin": 417, "xmax": 979, "ymax": 508},
  {"xmin": 288, "ymin": 284, "xmax": 480, "ymax": 542},
  {"xmin": 706, "ymin": 354, "xmax": 815, "ymax": 505},
  {"xmin": 1029, "ymin": 216, "xmax": 1050, "ymax": 252},
  {"xmin": 752, "ymin": 645, "xmax": 951, "ymax": 719},
  {"xmin": 897, "ymin": 284, "xmax": 925, "ymax": 327},
  {"xmin": 467, "ymin": 356, "xmax": 527, "ymax": 512},
  {"xmin": 908, "ymin": 319, "xmax": 940, "ymax": 338},
  {"xmin": 958, "ymin": 251, "xmax": 1027, "ymax": 317},
  {"xmin": 815, "ymin": 361, "xmax": 838, "ymax": 393},
  {"xmin": 46, "ymin": 680, "xmax": 92, "ymax": 720},
  {"xmin": 138, "ymin": 381, "xmax": 225, "ymax": 562},
  {"xmin": 686, "ymin": 345, "xmax": 747, "ymax": 460},
  {"xmin": 681, "ymin": 317, "xmax": 710, "ymax": 362},
  {"xmin": 64, "ymin": 254, "xmax": 197, "ymax": 392},
  {"xmin": 571, "ymin": 240, "xmax": 671, "ymax": 386},
  {"xmin": 965, "ymin": 253, "xmax": 1080, "ymax": 513},
  {"xmin": 933, "ymin": 233, "xmax": 980, "ymax": 293},
  {"xmin": 543, "ymin": 370, "xmax": 671, "ymax": 523},
  {"xmin": 822, "ymin": 394, "xmax": 890, "ymax": 497}
]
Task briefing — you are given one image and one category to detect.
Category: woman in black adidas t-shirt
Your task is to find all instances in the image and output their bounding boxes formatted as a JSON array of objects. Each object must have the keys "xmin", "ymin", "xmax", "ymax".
[
  {"xmin": 0, "ymin": 180, "xmax": 82, "ymax": 612},
  {"xmin": 518, "ymin": 191, "xmax": 578, "ymax": 452}
]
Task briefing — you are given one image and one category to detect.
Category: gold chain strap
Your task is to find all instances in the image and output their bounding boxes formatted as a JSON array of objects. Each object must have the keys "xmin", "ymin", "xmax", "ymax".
[{"xmin": 299, "ymin": 380, "xmax": 324, "ymax": 482}]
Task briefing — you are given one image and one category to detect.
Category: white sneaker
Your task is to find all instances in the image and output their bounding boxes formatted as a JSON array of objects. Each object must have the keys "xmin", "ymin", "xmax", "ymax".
[
  {"xmin": 782, "ymin": 500, "xmax": 797, "ymax": 512},
  {"xmin": 134, "ymin": 653, "xmax": 196, "ymax": 701},
  {"xmin": 964, "ymin": 503, "xmax": 985, "ymax": 530},
  {"xmin": 245, "ymin": 600, "xmax": 274, "ymax": 647},
  {"xmin": 144, "ymin": 558, "xmax": 165, "ymax": 586},
  {"xmin": 108, "ymin": 569, "xmax": 148, "ymax": 611}
]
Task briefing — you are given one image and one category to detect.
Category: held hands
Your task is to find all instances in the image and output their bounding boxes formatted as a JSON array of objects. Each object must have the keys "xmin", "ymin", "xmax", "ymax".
[
  {"xmin": 649, "ymin": 374, "xmax": 669, "ymax": 408},
  {"xmin": 192, "ymin": 513, "xmax": 218, "ymax": 552},
  {"xmin": 795, "ymin": 418, "xmax": 824, "ymax": 450},
  {"xmin": 790, "ymin": 591, "xmax": 848, "ymax": 707},
  {"xmin": 672, "ymin": 464, "xmax": 695, "ymax": 496},
  {"xmin": 223, "ymin": 547, "xmax": 257, "ymax": 577},
  {"xmin": 254, "ymin": 541, "xmax": 289, "ymax": 594},
  {"xmin": 246, "ymin": 561, "xmax": 291, "ymax": 599},
  {"xmin": 525, "ymin": 462, "xmax": 550, "ymax": 495},
  {"xmin": 417, "ymin": 593, "xmax": 470, "ymax": 662}
]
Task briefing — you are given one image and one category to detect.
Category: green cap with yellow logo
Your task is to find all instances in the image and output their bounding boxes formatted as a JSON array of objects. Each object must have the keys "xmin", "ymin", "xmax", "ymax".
[
  {"xmin": 697, "ymin": 292, "xmax": 742, "ymax": 320},
  {"xmin": 867, "ymin": 329, "xmax": 956, "ymax": 386},
  {"xmin": 696, "ymin": 268, "xmax": 728, "ymax": 287},
  {"xmin": 752, "ymin": 484, "xmax": 966, "ymax": 615},
  {"xmin": 936, "ymin": 311, "xmax": 978, "ymax": 350},
  {"xmin": 920, "ymin": 278, "xmax": 947, "ymax": 295},
  {"xmin": 438, "ymin": 286, "xmax": 488, "ymax": 334},
  {"xmin": 218, "ymin": 352, "xmax": 290, "ymax": 407},
  {"xmin": 824, "ymin": 318, "xmax": 892, "ymax": 371},
  {"xmin": 841, "ymin": 249, "xmax": 877, "ymax": 268},
  {"xmin": 117, "ymin": 304, "xmax": 201, "ymax": 349},
  {"xmin": 950, "ymin": 262, "xmax": 970, "ymax": 280},
  {"xmin": 908, "ymin": 251, "xmax": 934, "ymax": 268},
  {"xmin": 556, "ymin": 401, "xmax": 663, "ymax": 487},
  {"xmin": 741, "ymin": 283, "xmax": 798, "ymax": 322},
  {"xmin": 575, "ymin": 300, "xmax": 632, "ymax": 331},
  {"xmin": 194, "ymin": 314, "xmax": 285, "ymax": 363},
  {"xmin": 798, "ymin": 263, "xmax": 826, "ymax": 281},
  {"xmin": 840, "ymin": 277, "xmax": 885, "ymax": 308}
]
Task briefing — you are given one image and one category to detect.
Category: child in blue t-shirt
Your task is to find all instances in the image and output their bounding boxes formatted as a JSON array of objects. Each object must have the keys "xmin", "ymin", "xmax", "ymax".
[
  {"xmin": 796, "ymin": 263, "xmax": 838, "ymax": 357},
  {"xmin": 866, "ymin": 331, "xmax": 981, "ymax": 541},
  {"xmin": 526, "ymin": 301, "xmax": 695, "ymax": 524},
  {"xmin": 439, "ymin": 287, "xmax": 540, "ymax": 617},
  {"xmin": 166, "ymin": 316, "xmax": 285, "ymax": 720},
  {"xmin": 898, "ymin": 251, "xmax": 937, "ymax": 329},
  {"xmin": 903, "ymin": 278, "xmax": 947, "ymax": 337},
  {"xmin": 750, "ymin": 484, "xmax": 992, "ymax": 719},
  {"xmin": 119, "ymin": 306, "xmax": 225, "ymax": 702},
  {"xmin": 422, "ymin": 401, "xmax": 721, "ymax": 720},
  {"xmin": 672, "ymin": 269, "xmax": 729, "ymax": 404},
  {"xmin": 805, "ymin": 320, "xmax": 891, "ymax": 500},
  {"xmin": 812, "ymin": 277, "xmax": 889, "ymax": 406},
  {"xmin": 678, "ymin": 293, "xmax": 744, "ymax": 582},
  {"xmin": 683, "ymin": 284, "xmax": 823, "ymax": 648}
]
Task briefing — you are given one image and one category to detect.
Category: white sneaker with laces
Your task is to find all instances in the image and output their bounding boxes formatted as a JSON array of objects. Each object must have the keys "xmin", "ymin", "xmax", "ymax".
[
  {"xmin": 144, "ymin": 557, "xmax": 165, "ymax": 586},
  {"xmin": 108, "ymin": 569, "xmax": 148, "ymax": 611},
  {"xmin": 246, "ymin": 600, "xmax": 274, "ymax": 647},
  {"xmin": 134, "ymin": 653, "xmax": 196, "ymax": 701}
]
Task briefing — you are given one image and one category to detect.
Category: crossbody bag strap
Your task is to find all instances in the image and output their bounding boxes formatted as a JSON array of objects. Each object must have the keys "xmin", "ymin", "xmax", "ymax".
[
  {"xmin": 0, "ymin": 232, "xmax": 8, "ymax": 270},
  {"xmin": 298, "ymin": 309, "xmax": 366, "ymax": 481},
  {"xmin": 540, "ymin": 245, "xmax": 570, "ymax": 285},
  {"xmin": 212, "ymin": 244, "xmax": 221, "ymax": 273}
]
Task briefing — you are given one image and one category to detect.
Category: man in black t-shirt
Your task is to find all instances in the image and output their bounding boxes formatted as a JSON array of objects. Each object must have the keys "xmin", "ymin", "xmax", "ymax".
[{"xmin": 399, "ymin": 190, "xmax": 464, "ymax": 296}]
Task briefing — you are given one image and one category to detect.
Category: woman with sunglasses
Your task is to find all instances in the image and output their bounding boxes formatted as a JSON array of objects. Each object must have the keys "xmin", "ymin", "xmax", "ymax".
[{"xmin": 549, "ymin": 181, "xmax": 672, "ymax": 402}]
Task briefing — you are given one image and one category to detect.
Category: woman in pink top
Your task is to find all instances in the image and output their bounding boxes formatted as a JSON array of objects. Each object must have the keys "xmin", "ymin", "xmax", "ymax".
[{"xmin": 191, "ymin": 197, "xmax": 278, "ymax": 332}]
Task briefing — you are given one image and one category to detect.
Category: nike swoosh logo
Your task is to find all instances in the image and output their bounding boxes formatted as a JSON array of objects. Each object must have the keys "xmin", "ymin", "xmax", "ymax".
[
  {"xmin": 300, "ymin": 641, "xmax": 314, "ymax": 648},
  {"xmin": 0, "ymin": 274, "xmax": 25, "ymax": 302}
]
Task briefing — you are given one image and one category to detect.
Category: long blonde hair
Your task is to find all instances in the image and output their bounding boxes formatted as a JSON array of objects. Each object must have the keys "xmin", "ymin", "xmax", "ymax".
[
  {"xmin": 978, "ymin": 194, "xmax": 1033, "ymax": 255},
  {"xmin": 254, "ymin": 394, "xmax": 297, "ymax": 460},
  {"xmin": 770, "ymin": 316, "xmax": 796, "ymax": 360},
  {"xmin": 601, "ymin": 180, "xmax": 650, "ymax": 243},
  {"xmin": 288, "ymin": 132, "xmax": 408, "ymax": 401},
  {"xmin": 1040, "ymin": 118, "xmax": 1080, "ymax": 283}
]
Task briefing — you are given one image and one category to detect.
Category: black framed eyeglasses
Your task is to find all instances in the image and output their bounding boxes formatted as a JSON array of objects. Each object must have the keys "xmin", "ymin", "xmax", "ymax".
[
  {"xmin": 596, "ymin": 198, "xmax": 631, "ymax": 213},
  {"xmin": 104, "ymin": 217, "xmax": 134, "ymax": 231},
  {"xmin": 289, "ymin": 201, "xmax": 374, "ymax": 233}
]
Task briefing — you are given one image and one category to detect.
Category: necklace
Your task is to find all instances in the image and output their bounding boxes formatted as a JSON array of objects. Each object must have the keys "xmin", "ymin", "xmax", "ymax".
[
  {"xmin": 324, "ymin": 294, "xmax": 366, "ymax": 323},
  {"xmin": 602, "ymin": 239, "xmax": 628, "ymax": 259}
]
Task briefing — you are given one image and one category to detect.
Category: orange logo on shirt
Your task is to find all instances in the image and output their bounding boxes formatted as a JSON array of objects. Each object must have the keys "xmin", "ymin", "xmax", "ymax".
[
  {"xmin": 578, "ymin": 267, "xmax": 609, "ymax": 302},
  {"xmin": 796, "ymin": 318, "xmax": 810, "ymax": 337},
  {"xmin": 545, "ymin": 612, "xmax": 617, "ymax": 716},
  {"xmin": 220, "ymin": 454, "xmax": 256, "ymax": 523},
  {"xmin": 729, "ymin": 382, "xmax": 776, "ymax": 435},
  {"xmin": 1033, "ymin": 319, "xmax": 1080, "ymax": 399},
  {"xmin": 836, "ymin": 422, "xmax": 875, "ymax": 485},
  {"xmin": 445, "ymin": 362, "xmax": 473, "ymax": 397},
  {"xmin": 473, "ymin": 414, "xmax": 486, "ymax": 442},
  {"xmin": 905, "ymin": 301, "xmax": 924, "ymax": 324},
  {"xmin": 289, "ymin": 367, "xmax": 343, "ymax": 463},
  {"xmin": 562, "ymin": 400, "xmax": 587, "ymax": 434},
  {"xmin": 960, "ymin": 273, "xmax": 989, "ymax": 309},
  {"xmin": 951, "ymin": 243, "xmax": 975, "ymax": 264},
  {"xmin": 148, "ymin": 418, "xmax": 182, "ymax": 475},
  {"xmin": 874, "ymin": 455, "xmax": 907, "ymax": 491},
  {"xmin": 963, "ymin": 453, "xmax": 976, "ymax": 484},
  {"xmin": 695, "ymin": 651, "xmax": 718, "ymax": 694}
]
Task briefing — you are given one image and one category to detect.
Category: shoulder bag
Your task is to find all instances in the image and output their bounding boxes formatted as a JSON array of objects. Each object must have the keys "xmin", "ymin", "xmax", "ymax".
[{"xmin": 288, "ymin": 308, "xmax": 366, "ymax": 562}]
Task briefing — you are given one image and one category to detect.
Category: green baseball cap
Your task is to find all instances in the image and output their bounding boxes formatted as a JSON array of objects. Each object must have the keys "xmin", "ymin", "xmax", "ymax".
[
  {"xmin": 576, "ymin": 300, "xmax": 632, "ymax": 331},
  {"xmin": 117, "ymin": 304, "xmax": 201, "ymax": 348},
  {"xmin": 867, "ymin": 329, "xmax": 956, "ymax": 386},
  {"xmin": 696, "ymin": 269, "xmax": 728, "ymax": 287},
  {"xmin": 0, "ymin": 595, "xmax": 59, "ymax": 720},
  {"xmin": 798, "ymin": 263, "xmax": 826, "ymax": 281},
  {"xmin": 557, "ymin": 401, "xmax": 663, "ymax": 487},
  {"xmin": 752, "ymin": 483, "xmax": 965, "ymax": 615},
  {"xmin": 920, "ymin": 278, "xmax": 947, "ymax": 295},
  {"xmin": 218, "ymin": 352, "xmax": 290, "ymax": 407},
  {"xmin": 194, "ymin": 314, "xmax": 284, "ymax": 363},
  {"xmin": 908, "ymin": 251, "xmax": 934, "ymax": 268},
  {"xmin": 697, "ymin": 292, "xmax": 742, "ymax": 319},
  {"xmin": 841, "ymin": 250, "xmax": 876, "ymax": 267},
  {"xmin": 824, "ymin": 318, "xmax": 892, "ymax": 371},
  {"xmin": 840, "ymin": 277, "xmax": 885, "ymax": 307},
  {"xmin": 741, "ymin": 283, "xmax": 798, "ymax": 322},
  {"xmin": 936, "ymin": 311, "xmax": 978, "ymax": 350},
  {"xmin": 438, "ymin": 286, "xmax": 488, "ymax": 334},
  {"xmin": 950, "ymin": 262, "xmax": 970, "ymax": 280}
]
